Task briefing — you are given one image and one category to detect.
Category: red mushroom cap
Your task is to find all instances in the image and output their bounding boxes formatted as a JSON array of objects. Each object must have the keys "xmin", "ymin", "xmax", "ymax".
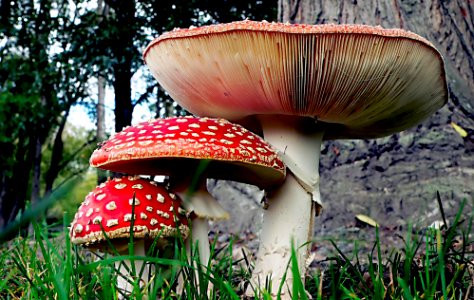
[
  {"xmin": 70, "ymin": 176, "xmax": 189, "ymax": 246},
  {"xmin": 143, "ymin": 20, "xmax": 447, "ymax": 139},
  {"xmin": 90, "ymin": 116, "xmax": 286, "ymax": 188}
]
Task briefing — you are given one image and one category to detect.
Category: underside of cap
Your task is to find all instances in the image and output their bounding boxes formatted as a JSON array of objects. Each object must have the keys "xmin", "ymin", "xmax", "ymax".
[{"xmin": 144, "ymin": 20, "xmax": 448, "ymax": 139}]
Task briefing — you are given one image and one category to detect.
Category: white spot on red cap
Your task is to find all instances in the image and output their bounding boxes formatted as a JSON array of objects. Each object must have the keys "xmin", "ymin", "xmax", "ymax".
[
  {"xmin": 157, "ymin": 210, "xmax": 170, "ymax": 219},
  {"xmin": 157, "ymin": 194, "xmax": 165, "ymax": 203},
  {"xmin": 115, "ymin": 183, "xmax": 127, "ymax": 189},
  {"xmin": 224, "ymin": 133, "xmax": 236, "ymax": 138},
  {"xmin": 146, "ymin": 206, "xmax": 153, "ymax": 212},
  {"xmin": 92, "ymin": 216, "xmax": 102, "ymax": 224},
  {"xmin": 138, "ymin": 141, "xmax": 153, "ymax": 146},
  {"xmin": 203, "ymin": 131, "xmax": 216, "ymax": 136},
  {"xmin": 129, "ymin": 198, "xmax": 140, "ymax": 206},
  {"xmin": 74, "ymin": 224, "xmax": 83, "ymax": 233},
  {"xmin": 189, "ymin": 123, "xmax": 200, "ymax": 128},
  {"xmin": 86, "ymin": 208, "xmax": 94, "ymax": 217},
  {"xmin": 124, "ymin": 214, "xmax": 136, "ymax": 222},
  {"xmin": 168, "ymin": 126, "xmax": 180, "ymax": 130},
  {"xmin": 220, "ymin": 139, "xmax": 233, "ymax": 145},
  {"xmin": 150, "ymin": 218, "xmax": 158, "ymax": 226},
  {"xmin": 140, "ymin": 213, "xmax": 148, "ymax": 220},
  {"xmin": 146, "ymin": 194, "xmax": 152, "ymax": 200},
  {"xmin": 105, "ymin": 201, "xmax": 117, "ymax": 211},
  {"xmin": 132, "ymin": 184, "xmax": 144, "ymax": 189},
  {"xmin": 208, "ymin": 125, "xmax": 218, "ymax": 130},
  {"xmin": 107, "ymin": 219, "xmax": 119, "ymax": 227}
]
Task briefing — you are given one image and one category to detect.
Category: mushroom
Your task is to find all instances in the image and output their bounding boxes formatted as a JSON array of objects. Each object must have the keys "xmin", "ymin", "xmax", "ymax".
[
  {"xmin": 143, "ymin": 20, "xmax": 448, "ymax": 297},
  {"xmin": 70, "ymin": 176, "xmax": 189, "ymax": 298},
  {"xmin": 89, "ymin": 116, "xmax": 286, "ymax": 289}
]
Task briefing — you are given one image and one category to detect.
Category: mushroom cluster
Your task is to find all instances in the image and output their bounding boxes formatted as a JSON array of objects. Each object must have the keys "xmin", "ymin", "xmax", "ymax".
[
  {"xmin": 143, "ymin": 20, "xmax": 448, "ymax": 297},
  {"xmin": 89, "ymin": 116, "xmax": 285, "ymax": 286},
  {"xmin": 70, "ymin": 176, "xmax": 189, "ymax": 297}
]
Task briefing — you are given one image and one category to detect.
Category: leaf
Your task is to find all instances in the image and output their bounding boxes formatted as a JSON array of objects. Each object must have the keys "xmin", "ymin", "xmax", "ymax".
[
  {"xmin": 355, "ymin": 214, "xmax": 379, "ymax": 228},
  {"xmin": 450, "ymin": 122, "xmax": 468, "ymax": 138}
]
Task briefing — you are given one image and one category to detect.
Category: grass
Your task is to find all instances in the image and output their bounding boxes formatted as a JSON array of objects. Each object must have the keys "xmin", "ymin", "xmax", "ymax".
[{"xmin": 0, "ymin": 197, "xmax": 473, "ymax": 299}]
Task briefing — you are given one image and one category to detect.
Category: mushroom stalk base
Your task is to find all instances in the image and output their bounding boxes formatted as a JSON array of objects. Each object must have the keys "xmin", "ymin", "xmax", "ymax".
[
  {"xmin": 248, "ymin": 115, "xmax": 323, "ymax": 298},
  {"xmin": 177, "ymin": 187, "xmax": 223, "ymax": 297},
  {"xmin": 115, "ymin": 239, "xmax": 151, "ymax": 299}
]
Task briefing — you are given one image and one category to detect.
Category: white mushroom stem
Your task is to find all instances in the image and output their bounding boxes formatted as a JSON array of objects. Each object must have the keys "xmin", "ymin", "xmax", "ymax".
[
  {"xmin": 115, "ymin": 239, "xmax": 152, "ymax": 299},
  {"xmin": 249, "ymin": 115, "xmax": 323, "ymax": 298},
  {"xmin": 175, "ymin": 181, "xmax": 229, "ymax": 295}
]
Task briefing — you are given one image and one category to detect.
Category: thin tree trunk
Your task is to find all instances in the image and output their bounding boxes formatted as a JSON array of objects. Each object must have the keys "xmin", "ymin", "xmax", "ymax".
[
  {"xmin": 44, "ymin": 109, "xmax": 70, "ymax": 195},
  {"xmin": 30, "ymin": 135, "xmax": 42, "ymax": 206},
  {"xmin": 96, "ymin": 0, "xmax": 108, "ymax": 184},
  {"xmin": 106, "ymin": 0, "xmax": 136, "ymax": 132}
]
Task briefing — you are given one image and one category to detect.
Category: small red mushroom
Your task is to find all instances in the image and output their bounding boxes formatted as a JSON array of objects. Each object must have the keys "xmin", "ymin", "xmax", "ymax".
[
  {"xmin": 89, "ymin": 116, "xmax": 286, "ymax": 293},
  {"xmin": 70, "ymin": 176, "xmax": 189, "ymax": 297}
]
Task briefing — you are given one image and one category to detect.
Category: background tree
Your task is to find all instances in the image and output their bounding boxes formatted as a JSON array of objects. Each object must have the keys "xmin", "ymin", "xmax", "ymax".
[
  {"xmin": 276, "ymin": 0, "xmax": 473, "ymax": 232},
  {"xmin": 0, "ymin": 0, "xmax": 96, "ymax": 228},
  {"xmin": 0, "ymin": 0, "xmax": 277, "ymax": 231}
]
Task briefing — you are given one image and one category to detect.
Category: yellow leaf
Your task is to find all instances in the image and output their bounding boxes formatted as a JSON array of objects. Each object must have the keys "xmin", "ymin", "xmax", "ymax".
[
  {"xmin": 355, "ymin": 214, "xmax": 379, "ymax": 228},
  {"xmin": 451, "ymin": 122, "xmax": 468, "ymax": 138}
]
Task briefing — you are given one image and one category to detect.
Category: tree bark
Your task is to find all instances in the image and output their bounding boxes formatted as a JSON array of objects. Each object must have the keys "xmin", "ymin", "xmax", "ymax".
[
  {"xmin": 106, "ymin": 0, "xmax": 136, "ymax": 132},
  {"xmin": 44, "ymin": 109, "xmax": 69, "ymax": 195},
  {"xmin": 278, "ymin": 0, "xmax": 473, "ymax": 123}
]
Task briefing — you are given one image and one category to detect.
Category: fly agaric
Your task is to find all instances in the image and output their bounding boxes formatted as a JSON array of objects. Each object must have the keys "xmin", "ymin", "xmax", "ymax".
[
  {"xmin": 70, "ymin": 176, "xmax": 189, "ymax": 297},
  {"xmin": 143, "ymin": 20, "xmax": 448, "ymax": 297},
  {"xmin": 90, "ymin": 116, "xmax": 286, "ymax": 278}
]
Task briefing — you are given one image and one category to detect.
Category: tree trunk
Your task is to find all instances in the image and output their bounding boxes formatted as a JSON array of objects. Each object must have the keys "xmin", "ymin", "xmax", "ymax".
[
  {"xmin": 277, "ymin": 0, "xmax": 474, "ymax": 282},
  {"xmin": 30, "ymin": 135, "xmax": 42, "ymax": 206},
  {"xmin": 106, "ymin": 0, "xmax": 136, "ymax": 132},
  {"xmin": 44, "ymin": 109, "xmax": 69, "ymax": 195},
  {"xmin": 0, "ymin": 131, "xmax": 34, "ymax": 228},
  {"xmin": 96, "ymin": 0, "xmax": 108, "ymax": 184}
]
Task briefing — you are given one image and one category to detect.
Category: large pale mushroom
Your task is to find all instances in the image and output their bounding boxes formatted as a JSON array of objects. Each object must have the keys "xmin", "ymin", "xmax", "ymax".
[
  {"xmin": 89, "ymin": 116, "xmax": 286, "ymax": 287},
  {"xmin": 143, "ymin": 20, "xmax": 448, "ymax": 297},
  {"xmin": 70, "ymin": 176, "xmax": 189, "ymax": 298}
]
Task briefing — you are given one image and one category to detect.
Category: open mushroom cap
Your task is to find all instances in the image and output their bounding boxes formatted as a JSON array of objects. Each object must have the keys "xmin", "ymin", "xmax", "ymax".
[
  {"xmin": 144, "ymin": 20, "xmax": 447, "ymax": 139},
  {"xmin": 70, "ymin": 176, "xmax": 189, "ymax": 247},
  {"xmin": 90, "ymin": 116, "xmax": 286, "ymax": 188}
]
